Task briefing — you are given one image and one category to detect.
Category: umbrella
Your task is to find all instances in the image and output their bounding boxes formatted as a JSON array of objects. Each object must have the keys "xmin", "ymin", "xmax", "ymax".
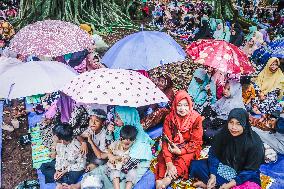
[
  {"xmin": 186, "ymin": 39, "xmax": 254, "ymax": 74},
  {"xmin": 0, "ymin": 56, "xmax": 22, "ymax": 75},
  {"xmin": 252, "ymin": 38, "xmax": 284, "ymax": 72},
  {"xmin": 8, "ymin": 20, "xmax": 93, "ymax": 57},
  {"xmin": 0, "ymin": 61, "xmax": 77, "ymax": 99},
  {"xmin": 62, "ymin": 68, "xmax": 169, "ymax": 107},
  {"xmin": 102, "ymin": 31, "xmax": 186, "ymax": 70}
]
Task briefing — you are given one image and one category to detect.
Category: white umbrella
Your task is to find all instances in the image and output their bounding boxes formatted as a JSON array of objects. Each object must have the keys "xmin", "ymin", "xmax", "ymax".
[
  {"xmin": 0, "ymin": 61, "xmax": 78, "ymax": 99},
  {"xmin": 0, "ymin": 56, "xmax": 22, "ymax": 75},
  {"xmin": 62, "ymin": 68, "xmax": 169, "ymax": 107}
]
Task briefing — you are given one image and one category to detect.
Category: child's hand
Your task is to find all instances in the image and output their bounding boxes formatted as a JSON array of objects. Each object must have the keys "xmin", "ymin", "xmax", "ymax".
[
  {"xmin": 80, "ymin": 141, "xmax": 88, "ymax": 155},
  {"xmin": 107, "ymin": 122, "xmax": 115, "ymax": 133},
  {"xmin": 54, "ymin": 170, "xmax": 66, "ymax": 180},
  {"xmin": 108, "ymin": 154, "xmax": 118, "ymax": 164}
]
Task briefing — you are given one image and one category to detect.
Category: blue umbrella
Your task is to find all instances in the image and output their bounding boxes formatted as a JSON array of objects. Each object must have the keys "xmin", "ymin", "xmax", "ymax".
[
  {"xmin": 252, "ymin": 38, "xmax": 284, "ymax": 72},
  {"xmin": 102, "ymin": 31, "xmax": 186, "ymax": 70}
]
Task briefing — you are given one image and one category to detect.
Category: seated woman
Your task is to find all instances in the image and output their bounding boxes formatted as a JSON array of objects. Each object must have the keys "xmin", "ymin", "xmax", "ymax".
[
  {"xmin": 155, "ymin": 90, "xmax": 203, "ymax": 189},
  {"xmin": 255, "ymin": 57, "xmax": 284, "ymax": 99},
  {"xmin": 69, "ymin": 106, "xmax": 153, "ymax": 189},
  {"xmin": 187, "ymin": 68, "xmax": 216, "ymax": 113},
  {"xmin": 190, "ymin": 108, "xmax": 265, "ymax": 189},
  {"xmin": 141, "ymin": 75, "xmax": 175, "ymax": 130},
  {"xmin": 241, "ymin": 37, "xmax": 258, "ymax": 58},
  {"xmin": 202, "ymin": 80, "xmax": 245, "ymax": 143}
]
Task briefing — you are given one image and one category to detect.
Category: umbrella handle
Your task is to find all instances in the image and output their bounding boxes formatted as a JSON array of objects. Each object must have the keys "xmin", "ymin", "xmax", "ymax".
[{"xmin": 7, "ymin": 83, "xmax": 15, "ymax": 99}]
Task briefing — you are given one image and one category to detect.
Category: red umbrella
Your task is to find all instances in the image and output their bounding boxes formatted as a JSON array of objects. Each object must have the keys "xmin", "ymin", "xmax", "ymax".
[{"xmin": 186, "ymin": 39, "xmax": 254, "ymax": 74}]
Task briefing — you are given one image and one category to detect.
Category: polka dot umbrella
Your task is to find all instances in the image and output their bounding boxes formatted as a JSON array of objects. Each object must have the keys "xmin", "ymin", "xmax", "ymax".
[
  {"xmin": 8, "ymin": 20, "xmax": 93, "ymax": 57},
  {"xmin": 186, "ymin": 39, "xmax": 254, "ymax": 75},
  {"xmin": 62, "ymin": 68, "xmax": 169, "ymax": 107}
]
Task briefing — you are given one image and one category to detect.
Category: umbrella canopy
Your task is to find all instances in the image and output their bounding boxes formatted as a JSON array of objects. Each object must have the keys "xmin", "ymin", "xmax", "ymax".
[
  {"xmin": 186, "ymin": 39, "xmax": 254, "ymax": 74},
  {"xmin": 0, "ymin": 56, "xmax": 22, "ymax": 75},
  {"xmin": 0, "ymin": 61, "xmax": 77, "ymax": 99},
  {"xmin": 62, "ymin": 68, "xmax": 169, "ymax": 107},
  {"xmin": 9, "ymin": 20, "xmax": 93, "ymax": 57},
  {"xmin": 102, "ymin": 31, "xmax": 186, "ymax": 70}
]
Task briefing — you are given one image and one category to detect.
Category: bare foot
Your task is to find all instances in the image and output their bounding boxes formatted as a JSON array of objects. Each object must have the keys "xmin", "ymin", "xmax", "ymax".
[
  {"xmin": 156, "ymin": 177, "xmax": 172, "ymax": 189},
  {"xmin": 193, "ymin": 180, "xmax": 207, "ymax": 188}
]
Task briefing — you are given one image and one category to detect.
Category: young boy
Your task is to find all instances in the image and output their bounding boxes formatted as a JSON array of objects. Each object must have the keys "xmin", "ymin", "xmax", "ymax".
[
  {"xmin": 87, "ymin": 125, "xmax": 138, "ymax": 189},
  {"xmin": 79, "ymin": 109, "xmax": 113, "ymax": 171},
  {"xmin": 53, "ymin": 123, "xmax": 86, "ymax": 189}
]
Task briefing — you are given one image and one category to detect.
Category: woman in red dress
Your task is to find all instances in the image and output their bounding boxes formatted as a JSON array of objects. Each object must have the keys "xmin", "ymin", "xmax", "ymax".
[{"xmin": 155, "ymin": 90, "xmax": 203, "ymax": 189}]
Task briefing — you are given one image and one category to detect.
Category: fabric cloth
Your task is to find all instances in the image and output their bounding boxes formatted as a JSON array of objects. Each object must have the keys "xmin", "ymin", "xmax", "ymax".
[
  {"xmin": 251, "ymin": 90, "xmax": 281, "ymax": 114},
  {"xmin": 252, "ymin": 127, "xmax": 284, "ymax": 154},
  {"xmin": 107, "ymin": 140, "xmax": 130, "ymax": 171},
  {"xmin": 210, "ymin": 108, "xmax": 264, "ymax": 185},
  {"xmin": 223, "ymin": 26, "xmax": 231, "ymax": 42},
  {"xmin": 190, "ymin": 159, "xmax": 261, "ymax": 188},
  {"xmin": 212, "ymin": 80, "xmax": 245, "ymax": 120},
  {"xmin": 255, "ymin": 57, "xmax": 284, "ymax": 96},
  {"xmin": 188, "ymin": 68, "xmax": 216, "ymax": 112},
  {"xmin": 56, "ymin": 92, "xmax": 75, "ymax": 123},
  {"xmin": 55, "ymin": 139, "xmax": 86, "ymax": 172},
  {"xmin": 155, "ymin": 90, "xmax": 203, "ymax": 180},
  {"xmin": 56, "ymin": 170, "xmax": 84, "ymax": 185},
  {"xmin": 242, "ymin": 84, "xmax": 256, "ymax": 105},
  {"xmin": 114, "ymin": 106, "xmax": 153, "ymax": 161},
  {"xmin": 109, "ymin": 168, "xmax": 137, "ymax": 183}
]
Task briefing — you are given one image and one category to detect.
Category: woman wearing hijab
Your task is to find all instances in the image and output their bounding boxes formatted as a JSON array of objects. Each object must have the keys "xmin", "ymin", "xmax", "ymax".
[
  {"xmin": 213, "ymin": 21, "xmax": 224, "ymax": 40},
  {"xmin": 187, "ymin": 68, "xmax": 216, "ymax": 113},
  {"xmin": 194, "ymin": 19, "xmax": 212, "ymax": 40},
  {"xmin": 245, "ymin": 26, "xmax": 257, "ymax": 42},
  {"xmin": 223, "ymin": 26, "xmax": 231, "ymax": 42},
  {"xmin": 190, "ymin": 108, "xmax": 265, "ymax": 189},
  {"xmin": 155, "ymin": 90, "xmax": 203, "ymax": 189},
  {"xmin": 241, "ymin": 37, "xmax": 258, "ymax": 58},
  {"xmin": 203, "ymin": 80, "xmax": 245, "ymax": 143},
  {"xmin": 141, "ymin": 75, "xmax": 175, "ymax": 130},
  {"xmin": 230, "ymin": 23, "xmax": 244, "ymax": 47},
  {"xmin": 68, "ymin": 106, "xmax": 153, "ymax": 189},
  {"xmin": 255, "ymin": 57, "xmax": 284, "ymax": 98}
]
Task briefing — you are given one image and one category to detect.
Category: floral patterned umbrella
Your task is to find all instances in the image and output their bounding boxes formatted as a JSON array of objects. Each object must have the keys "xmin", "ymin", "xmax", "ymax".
[
  {"xmin": 62, "ymin": 68, "xmax": 169, "ymax": 107},
  {"xmin": 186, "ymin": 39, "xmax": 254, "ymax": 74},
  {"xmin": 9, "ymin": 20, "xmax": 93, "ymax": 57}
]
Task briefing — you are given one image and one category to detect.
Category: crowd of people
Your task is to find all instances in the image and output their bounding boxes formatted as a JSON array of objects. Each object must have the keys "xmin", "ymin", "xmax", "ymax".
[{"xmin": 0, "ymin": 0, "xmax": 283, "ymax": 189}]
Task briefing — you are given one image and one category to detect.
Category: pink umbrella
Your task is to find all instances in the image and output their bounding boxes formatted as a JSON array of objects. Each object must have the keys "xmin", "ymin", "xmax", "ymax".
[
  {"xmin": 9, "ymin": 20, "xmax": 93, "ymax": 57},
  {"xmin": 186, "ymin": 39, "xmax": 254, "ymax": 75}
]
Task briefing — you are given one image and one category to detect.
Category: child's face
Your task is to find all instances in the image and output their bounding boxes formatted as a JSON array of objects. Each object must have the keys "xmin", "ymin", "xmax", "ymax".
[
  {"xmin": 121, "ymin": 138, "xmax": 135, "ymax": 150},
  {"xmin": 89, "ymin": 115, "xmax": 103, "ymax": 132}
]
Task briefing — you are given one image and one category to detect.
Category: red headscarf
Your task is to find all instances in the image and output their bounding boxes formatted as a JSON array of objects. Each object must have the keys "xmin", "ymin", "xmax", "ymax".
[{"xmin": 168, "ymin": 90, "xmax": 200, "ymax": 133}]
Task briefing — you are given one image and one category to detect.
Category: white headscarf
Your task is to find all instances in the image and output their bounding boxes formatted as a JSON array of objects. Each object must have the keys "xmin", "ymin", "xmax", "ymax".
[{"xmin": 212, "ymin": 80, "xmax": 245, "ymax": 120}]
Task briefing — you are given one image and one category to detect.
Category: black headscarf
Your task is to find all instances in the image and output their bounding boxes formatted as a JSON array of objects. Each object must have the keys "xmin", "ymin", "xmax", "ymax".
[
  {"xmin": 230, "ymin": 24, "xmax": 244, "ymax": 47},
  {"xmin": 211, "ymin": 108, "xmax": 265, "ymax": 173}
]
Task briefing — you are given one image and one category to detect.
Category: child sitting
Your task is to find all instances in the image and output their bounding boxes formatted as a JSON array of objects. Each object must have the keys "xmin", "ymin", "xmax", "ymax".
[
  {"xmin": 87, "ymin": 125, "xmax": 138, "ymax": 189},
  {"xmin": 78, "ymin": 109, "xmax": 113, "ymax": 171},
  {"xmin": 53, "ymin": 123, "xmax": 86, "ymax": 189},
  {"xmin": 241, "ymin": 76, "xmax": 256, "ymax": 110}
]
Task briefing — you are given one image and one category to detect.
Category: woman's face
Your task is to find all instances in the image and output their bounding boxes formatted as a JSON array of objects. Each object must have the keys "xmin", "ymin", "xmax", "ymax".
[
  {"xmin": 258, "ymin": 91, "xmax": 266, "ymax": 100},
  {"xmin": 269, "ymin": 60, "xmax": 279, "ymax": 73},
  {"xmin": 228, "ymin": 118, "xmax": 244, "ymax": 137},
  {"xmin": 114, "ymin": 113, "xmax": 124, "ymax": 127},
  {"xmin": 176, "ymin": 99, "xmax": 190, "ymax": 117},
  {"xmin": 89, "ymin": 115, "xmax": 103, "ymax": 132},
  {"xmin": 157, "ymin": 77, "xmax": 167, "ymax": 90},
  {"xmin": 223, "ymin": 83, "xmax": 231, "ymax": 98},
  {"xmin": 248, "ymin": 38, "xmax": 255, "ymax": 46},
  {"xmin": 217, "ymin": 23, "xmax": 222, "ymax": 30}
]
